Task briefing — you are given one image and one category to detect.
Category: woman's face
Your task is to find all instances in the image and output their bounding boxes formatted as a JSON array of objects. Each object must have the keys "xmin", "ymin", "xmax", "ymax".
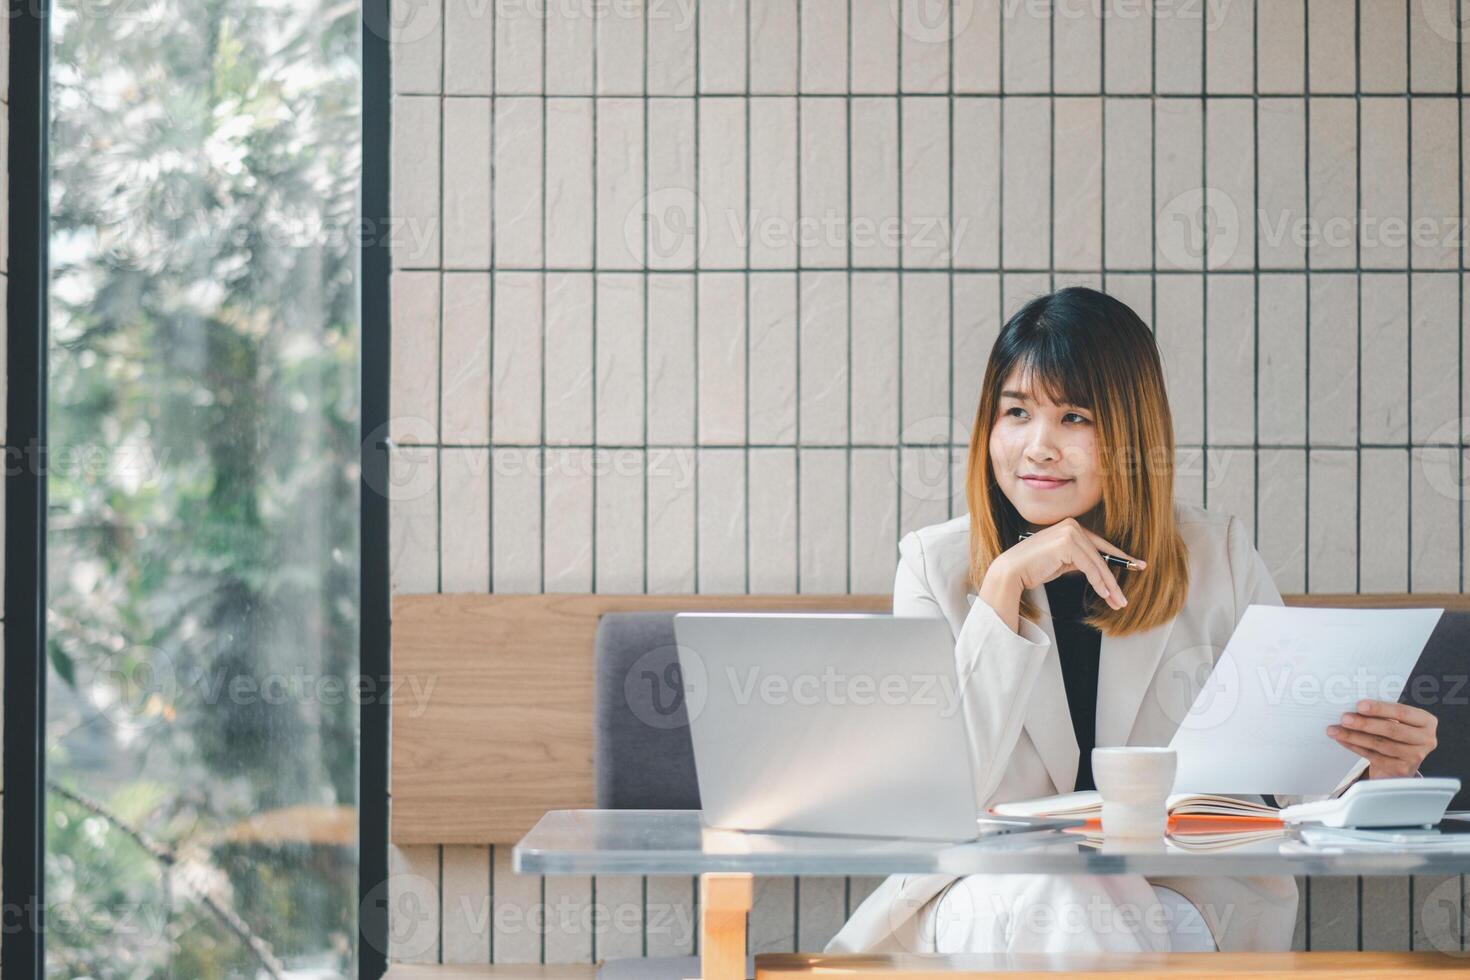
[{"xmin": 988, "ymin": 366, "xmax": 1105, "ymax": 528}]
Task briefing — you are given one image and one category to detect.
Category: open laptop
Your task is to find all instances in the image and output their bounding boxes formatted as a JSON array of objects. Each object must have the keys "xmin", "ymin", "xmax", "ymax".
[{"xmin": 671, "ymin": 612, "xmax": 1069, "ymax": 842}]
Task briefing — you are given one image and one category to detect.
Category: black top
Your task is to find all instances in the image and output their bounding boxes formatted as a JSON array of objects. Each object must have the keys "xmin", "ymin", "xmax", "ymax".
[{"xmin": 1043, "ymin": 571, "xmax": 1103, "ymax": 793}]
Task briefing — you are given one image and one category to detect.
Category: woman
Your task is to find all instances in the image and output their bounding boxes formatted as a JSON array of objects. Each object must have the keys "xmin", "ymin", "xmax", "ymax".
[{"xmin": 826, "ymin": 286, "xmax": 1438, "ymax": 956}]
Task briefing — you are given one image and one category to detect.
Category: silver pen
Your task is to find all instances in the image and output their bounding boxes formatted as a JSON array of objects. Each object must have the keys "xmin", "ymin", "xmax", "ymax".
[{"xmin": 1017, "ymin": 530, "xmax": 1143, "ymax": 570}]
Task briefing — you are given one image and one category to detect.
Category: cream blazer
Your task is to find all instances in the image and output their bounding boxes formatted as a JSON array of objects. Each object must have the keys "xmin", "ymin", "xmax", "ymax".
[{"xmin": 826, "ymin": 501, "xmax": 1323, "ymax": 955}]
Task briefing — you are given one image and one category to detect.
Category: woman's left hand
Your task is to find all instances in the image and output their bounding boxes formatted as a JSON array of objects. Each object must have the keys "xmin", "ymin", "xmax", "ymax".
[{"xmin": 1327, "ymin": 700, "xmax": 1438, "ymax": 778}]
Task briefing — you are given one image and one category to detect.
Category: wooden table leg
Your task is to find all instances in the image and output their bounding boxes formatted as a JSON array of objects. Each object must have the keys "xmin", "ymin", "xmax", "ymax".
[{"xmin": 700, "ymin": 873, "xmax": 754, "ymax": 980}]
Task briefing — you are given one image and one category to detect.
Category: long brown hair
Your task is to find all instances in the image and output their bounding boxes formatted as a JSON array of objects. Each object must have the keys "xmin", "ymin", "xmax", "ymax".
[{"xmin": 965, "ymin": 286, "xmax": 1188, "ymax": 636}]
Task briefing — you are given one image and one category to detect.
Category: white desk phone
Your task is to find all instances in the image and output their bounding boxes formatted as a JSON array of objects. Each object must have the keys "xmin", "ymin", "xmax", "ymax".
[{"xmin": 1280, "ymin": 777, "xmax": 1462, "ymax": 829}]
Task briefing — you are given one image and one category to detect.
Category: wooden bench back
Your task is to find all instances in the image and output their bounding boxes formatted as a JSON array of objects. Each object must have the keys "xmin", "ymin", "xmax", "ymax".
[{"xmin": 390, "ymin": 592, "xmax": 1470, "ymax": 844}]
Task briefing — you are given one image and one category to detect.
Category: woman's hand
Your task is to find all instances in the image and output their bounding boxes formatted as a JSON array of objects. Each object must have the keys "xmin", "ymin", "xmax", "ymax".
[
  {"xmin": 978, "ymin": 517, "xmax": 1145, "ymax": 633},
  {"xmin": 1327, "ymin": 699, "xmax": 1438, "ymax": 778},
  {"xmin": 995, "ymin": 517, "xmax": 1145, "ymax": 609}
]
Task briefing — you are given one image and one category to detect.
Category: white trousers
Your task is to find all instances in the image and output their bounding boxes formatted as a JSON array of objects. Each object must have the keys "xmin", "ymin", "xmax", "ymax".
[{"xmin": 913, "ymin": 874, "xmax": 1218, "ymax": 955}]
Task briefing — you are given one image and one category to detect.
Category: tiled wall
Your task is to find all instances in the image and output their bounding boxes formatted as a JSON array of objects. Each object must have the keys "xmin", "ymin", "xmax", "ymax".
[{"xmin": 385, "ymin": 0, "xmax": 1470, "ymax": 964}]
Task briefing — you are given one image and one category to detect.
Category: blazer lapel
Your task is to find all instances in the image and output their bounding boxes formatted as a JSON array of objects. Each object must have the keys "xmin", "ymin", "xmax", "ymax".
[
  {"xmin": 943, "ymin": 523, "xmax": 1183, "ymax": 792},
  {"xmin": 968, "ymin": 584, "xmax": 1177, "ymax": 790},
  {"xmin": 1095, "ymin": 616, "xmax": 1177, "ymax": 748}
]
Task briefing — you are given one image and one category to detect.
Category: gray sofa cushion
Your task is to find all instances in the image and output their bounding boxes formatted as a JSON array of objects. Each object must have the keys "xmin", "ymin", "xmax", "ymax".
[
  {"xmin": 594, "ymin": 612, "xmax": 701, "ymax": 810},
  {"xmin": 1404, "ymin": 610, "xmax": 1470, "ymax": 809}
]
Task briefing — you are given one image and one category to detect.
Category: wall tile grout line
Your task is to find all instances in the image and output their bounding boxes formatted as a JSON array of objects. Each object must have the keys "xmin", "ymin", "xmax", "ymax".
[
  {"xmin": 395, "ymin": 88, "xmax": 1469, "ymax": 101},
  {"xmin": 394, "ymin": 441, "xmax": 1467, "ymax": 452},
  {"xmin": 794, "ymin": 1, "xmax": 804, "ymax": 948},
  {"xmin": 1405, "ymin": 0, "xmax": 1414, "ymax": 596},
  {"xmin": 948, "ymin": 0, "xmax": 957, "ymax": 519},
  {"xmin": 1251, "ymin": 1, "xmax": 1261, "ymax": 555},
  {"xmin": 896, "ymin": 0, "xmax": 905, "ymax": 564},
  {"xmin": 435, "ymin": 0, "xmax": 446, "ymax": 908},
  {"xmin": 1460, "ymin": 0, "xmax": 1468, "ymax": 655},
  {"xmin": 487, "ymin": 0, "xmax": 498, "ymax": 607},
  {"xmin": 1301, "ymin": 1, "xmax": 1311, "ymax": 600},
  {"xmin": 1047, "ymin": 0, "xmax": 1056, "ymax": 297},
  {"xmin": 1099, "ymin": 0, "xmax": 1108, "ymax": 298},
  {"xmin": 841, "ymin": 35, "xmax": 857, "ymax": 951},
  {"xmin": 1201, "ymin": 8, "xmax": 1210, "ymax": 511},
  {"xmin": 539, "ymin": 5, "xmax": 549, "ymax": 966},
  {"xmin": 1149, "ymin": 0, "xmax": 1157, "ymax": 340},
  {"xmin": 1453, "ymin": 0, "xmax": 1469, "ymax": 662},
  {"xmin": 394, "ymin": 264, "xmax": 1457, "ymax": 275}
]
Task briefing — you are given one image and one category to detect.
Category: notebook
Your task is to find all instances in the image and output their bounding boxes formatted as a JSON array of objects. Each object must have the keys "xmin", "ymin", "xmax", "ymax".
[
  {"xmin": 1066, "ymin": 824, "xmax": 1288, "ymax": 851},
  {"xmin": 992, "ymin": 790, "xmax": 1280, "ymax": 823}
]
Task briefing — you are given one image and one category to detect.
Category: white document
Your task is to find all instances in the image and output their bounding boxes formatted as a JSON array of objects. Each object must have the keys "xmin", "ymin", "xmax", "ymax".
[{"xmin": 1168, "ymin": 604, "xmax": 1444, "ymax": 796}]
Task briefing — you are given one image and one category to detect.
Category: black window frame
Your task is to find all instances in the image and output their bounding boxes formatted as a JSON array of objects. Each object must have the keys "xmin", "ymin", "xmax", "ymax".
[{"xmin": 3, "ymin": 1, "xmax": 392, "ymax": 975}]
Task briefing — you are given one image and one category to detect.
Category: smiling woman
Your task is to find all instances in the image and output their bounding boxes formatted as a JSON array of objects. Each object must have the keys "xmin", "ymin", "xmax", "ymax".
[
  {"xmin": 828, "ymin": 286, "xmax": 1297, "ymax": 958},
  {"xmin": 967, "ymin": 287, "xmax": 1189, "ymax": 638}
]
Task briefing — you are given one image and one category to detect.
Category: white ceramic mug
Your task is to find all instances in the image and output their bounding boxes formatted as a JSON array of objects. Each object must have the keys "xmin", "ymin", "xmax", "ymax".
[{"xmin": 1092, "ymin": 746, "xmax": 1177, "ymax": 838}]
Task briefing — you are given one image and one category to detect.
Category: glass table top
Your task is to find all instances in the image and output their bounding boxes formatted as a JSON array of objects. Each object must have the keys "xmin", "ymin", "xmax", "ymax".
[{"xmin": 514, "ymin": 810, "xmax": 1470, "ymax": 878}]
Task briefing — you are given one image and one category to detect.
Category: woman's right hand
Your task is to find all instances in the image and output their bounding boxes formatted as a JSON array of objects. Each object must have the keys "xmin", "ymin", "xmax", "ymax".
[{"xmin": 978, "ymin": 518, "xmax": 1146, "ymax": 632}]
